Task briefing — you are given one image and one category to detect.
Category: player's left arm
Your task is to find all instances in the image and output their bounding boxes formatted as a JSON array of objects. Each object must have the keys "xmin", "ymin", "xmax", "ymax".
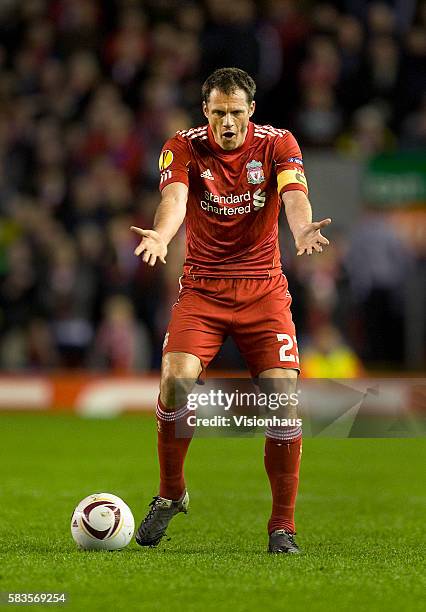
[
  {"xmin": 275, "ymin": 131, "xmax": 331, "ymax": 256},
  {"xmin": 283, "ymin": 190, "xmax": 331, "ymax": 256}
]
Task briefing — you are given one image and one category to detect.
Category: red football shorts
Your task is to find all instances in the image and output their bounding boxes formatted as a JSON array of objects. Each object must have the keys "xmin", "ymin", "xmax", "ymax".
[{"xmin": 163, "ymin": 274, "xmax": 300, "ymax": 377}]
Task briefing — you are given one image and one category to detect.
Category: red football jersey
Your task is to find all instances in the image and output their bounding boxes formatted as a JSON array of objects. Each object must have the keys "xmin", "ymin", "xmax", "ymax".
[{"xmin": 158, "ymin": 121, "xmax": 308, "ymax": 278}]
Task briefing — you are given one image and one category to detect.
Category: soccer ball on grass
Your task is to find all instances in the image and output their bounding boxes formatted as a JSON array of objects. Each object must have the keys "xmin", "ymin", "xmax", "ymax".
[{"xmin": 71, "ymin": 493, "xmax": 134, "ymax": 550}]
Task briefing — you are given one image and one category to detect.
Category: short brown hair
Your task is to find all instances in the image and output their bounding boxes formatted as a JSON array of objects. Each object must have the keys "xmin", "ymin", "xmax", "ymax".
[{"xmin": 202, "ymin": 67, "xmax": 256, "ymax": 104}]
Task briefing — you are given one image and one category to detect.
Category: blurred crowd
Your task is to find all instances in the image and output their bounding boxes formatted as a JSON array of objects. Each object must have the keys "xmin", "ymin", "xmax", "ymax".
[{"xmin": 0, "ymin": 0, "xmax": 424, "ymax": 373}]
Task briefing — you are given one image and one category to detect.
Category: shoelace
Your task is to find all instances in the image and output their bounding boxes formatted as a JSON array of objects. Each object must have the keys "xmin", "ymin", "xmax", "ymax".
[
  {"xmin": 145, "ymin": 496, "xmax": 172, "ymax": 544},
  {"xmin": 143, "ymin": 496, "xmax": 162, "ymax": 523},
  {"xmin": 274, "ymin": 531, "xmax": 296, "ymax": 544}
]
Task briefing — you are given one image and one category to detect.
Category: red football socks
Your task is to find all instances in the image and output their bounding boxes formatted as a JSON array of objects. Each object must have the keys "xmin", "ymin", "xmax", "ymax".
[
  {"xmin": 156, "ymin": 398, "xmax": 194, "ymax": 500},
  {"xmin": 156, "ymin": 399, "xmax": 302, "ymax": 529},
  {"xmin": 264, "ymin": 426, "xmax": 302, "ymax": 534}
]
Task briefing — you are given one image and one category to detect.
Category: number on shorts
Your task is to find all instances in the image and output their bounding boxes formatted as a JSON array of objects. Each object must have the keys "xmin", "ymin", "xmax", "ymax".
[{"xmin": 277, "ymin": 333, "xmax": 299, "ymax": 364}]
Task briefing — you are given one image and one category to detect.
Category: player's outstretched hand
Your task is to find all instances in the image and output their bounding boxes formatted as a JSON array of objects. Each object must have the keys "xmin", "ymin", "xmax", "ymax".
[
  {"xmin": 130, "ymin": 227, "xmax": 167, "ymax": 266},
  {"xmin": 295, "ymin": 218, "xmax": 331, "ymax": 256}
]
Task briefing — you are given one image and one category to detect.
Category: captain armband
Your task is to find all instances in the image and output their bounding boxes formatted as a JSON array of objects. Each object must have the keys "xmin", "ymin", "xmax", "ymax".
[{"xmin": 277, "ymin": 169, "xmax": 309, "ymax": 195}]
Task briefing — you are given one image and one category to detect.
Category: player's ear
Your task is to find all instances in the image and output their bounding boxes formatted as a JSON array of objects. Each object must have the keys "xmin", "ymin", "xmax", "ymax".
[
  {"xmin": 202, "ymin": 101, "xmax": 208, "ymax": 118},
  {"xmin": 249, "ymin": 101, "xmax": 255, "ymax": 117}
]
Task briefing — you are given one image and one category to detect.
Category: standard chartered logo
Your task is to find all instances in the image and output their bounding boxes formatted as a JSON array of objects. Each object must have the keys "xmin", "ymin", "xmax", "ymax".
[
  {"xmin": 200, "ymin": 189, "xmax": 266, "ymax": 215},
  {"xmin": 253, "ymin": 189, "xmax": 266, "ymax": 210}
]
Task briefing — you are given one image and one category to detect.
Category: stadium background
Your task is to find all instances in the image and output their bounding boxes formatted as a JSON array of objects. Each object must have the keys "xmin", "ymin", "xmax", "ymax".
[
  {"xmin": 0, "ymin": 0, "xmax": 424, "ymax": 383},
  {"xmin": 0, "ymin": 2, "xmax": 425, "ymax": 611}
]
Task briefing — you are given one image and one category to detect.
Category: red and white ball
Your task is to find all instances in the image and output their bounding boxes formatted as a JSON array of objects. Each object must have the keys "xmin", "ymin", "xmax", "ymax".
[{"xmin": 71, "ymin": 493, "xmax": 134, "ymax": 550}]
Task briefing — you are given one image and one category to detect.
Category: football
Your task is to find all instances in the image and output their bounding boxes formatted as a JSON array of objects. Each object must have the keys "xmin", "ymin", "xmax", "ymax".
[{"xmin": 71, "ymin": 493, "xmax": 135, "ymax": 551}]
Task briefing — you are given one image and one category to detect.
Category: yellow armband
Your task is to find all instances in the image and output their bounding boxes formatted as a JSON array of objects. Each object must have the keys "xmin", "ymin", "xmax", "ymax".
[{"xmin": 277, "ymin": 169, "xmax": 308, "ymax": 194}]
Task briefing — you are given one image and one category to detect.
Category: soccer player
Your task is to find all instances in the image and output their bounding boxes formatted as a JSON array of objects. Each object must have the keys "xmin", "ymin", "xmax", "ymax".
[{"xmin": 131, "ymin": 68, "xmax": 331, "ymax": 553}]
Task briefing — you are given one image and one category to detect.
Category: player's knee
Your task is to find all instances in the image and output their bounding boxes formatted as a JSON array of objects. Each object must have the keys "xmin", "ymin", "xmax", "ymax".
[
  {"xmin": 258, "ymin": 368, "xmax": 299, "ymax": 417},
  {"xmin": 160, "ymin": 355, "xmax": 200, "ymax": 409},
  {"xmin": 258, "ymin": 367, "xmax": 298, "ymax": 389},
  {"xmin": 259, "ymin": 367, "xmax": 298, "ymax": 379},
  {"xmin": 160, "ymin": 373, "xmax": 196, "ymax": 409}
]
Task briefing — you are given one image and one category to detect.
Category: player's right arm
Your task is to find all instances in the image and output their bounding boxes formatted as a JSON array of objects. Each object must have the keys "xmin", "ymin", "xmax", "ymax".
[
  {"xmin": 131, "ymin": 135, "xmax": 190, "ymax": 266},
  {"xmin": 131, "ymin": 182, "xmax": 188, "ymax": 266}
]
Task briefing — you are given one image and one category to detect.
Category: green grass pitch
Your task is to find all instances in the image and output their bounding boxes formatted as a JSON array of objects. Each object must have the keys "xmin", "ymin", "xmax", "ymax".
[{"xmin": 0, "ymin": 414, "xmax": 425, "ymax": 611}]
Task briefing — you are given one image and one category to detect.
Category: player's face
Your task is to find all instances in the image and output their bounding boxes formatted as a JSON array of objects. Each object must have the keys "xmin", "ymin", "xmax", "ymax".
[{"xmin": 203, "ymin": 88, "xmax": 255, "ymax": 150}]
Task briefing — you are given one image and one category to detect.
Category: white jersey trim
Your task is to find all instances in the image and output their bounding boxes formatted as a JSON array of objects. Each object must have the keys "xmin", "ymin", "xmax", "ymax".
[
  {"xmin": 177, "ymin": 126, "xmax": 208, "ymax": 140},
  {"xmin": 254, "ymin": 124, "xmax": 289, "ymax": 138}
]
